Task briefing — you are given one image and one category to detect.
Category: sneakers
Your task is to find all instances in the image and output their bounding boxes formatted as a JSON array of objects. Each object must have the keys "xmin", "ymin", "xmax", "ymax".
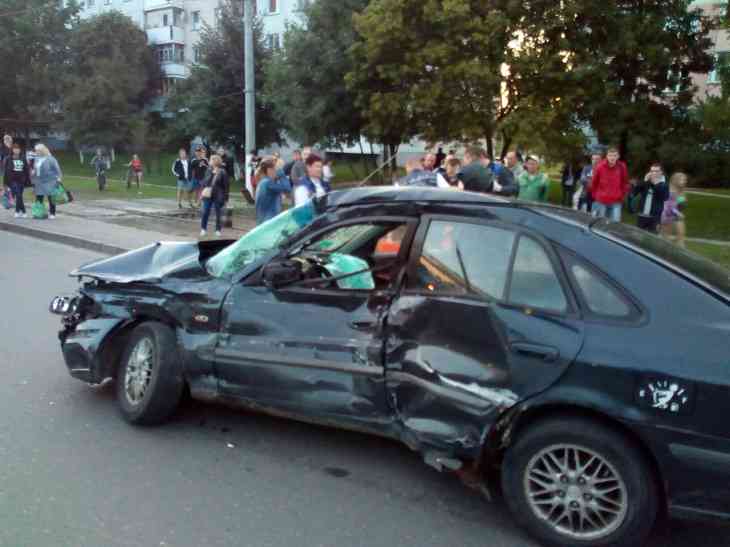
[
  {"xmin": 48, "ymin": 214, "xmax": 56, "ymax": 220},
  {"xmin": 21, "ymin": 213, "xmax": 27, "ymax": 219},
  {"xmin": 14, "ymin": 212, "xmax": 20, "ymax": 218},
  {"xmin": 200, "ymin": 230, "xmax": 207, "ymax": 237},
  {"xmin": 215, "ymin": 231, "xmax": 222, "ymax": 237}
]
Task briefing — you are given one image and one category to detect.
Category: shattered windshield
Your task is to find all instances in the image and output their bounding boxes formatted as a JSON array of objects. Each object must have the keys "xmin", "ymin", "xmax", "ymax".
[{"xmin": 206, "ymin": 202, "xmax": 317, "ymax": 279}]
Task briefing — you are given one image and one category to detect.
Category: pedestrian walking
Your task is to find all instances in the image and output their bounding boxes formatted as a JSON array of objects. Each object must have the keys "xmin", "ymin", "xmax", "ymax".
[
  {"xmin": 629, "ymin": 163, "xmax": 670, "ymax": 234},
  {"xmin": 661, "ymin": 172, "xmax": 689, "ymax": 248},
  {"xmin": 200, "ymin": 154, "xmax": 230, "ymax": 237},
  {"xmin": 31, "ymin": 144, "xmax": 62, "ymax": 219},
  {"xmin": 290, "ymin": 146, "xmax": 311, "ymax": 186},
  {"xmin": 575, "ymin": 153, "xmax": 601, "ymax": 212},
  {"xmin": 293, "ymin": 154, "xmax": 330, "ymax": 207},
  {"xmin": 283, "ymin": 150, "xmax": 301, "ymax": 179},
  {"xmin": 560, "ymin": 161, "xmax": 579, "ymax": 207},
  {"xmin": 217, "ymin": 147, "xmax": 235, "ymax": 181},
  {"xmin": 91, "ymin": 148, "xmax": 110, "ymax": 191},
  {"xmin": 518, "ymin": 156, "xmax": 550, "ymax": 202},
  {"xmin": 190, "ymin": 146, "xmax": 209, "ymax": 206},
  {"xmin": 173, "ymin": 148, "xmax": 193, "ymax": 209},
  {"xmin": 127, "ymin": 154, "xmax": 143, "ymax": 193},
  {"xmin": 590, "ymin": 148, "xmax": 630, "ymax": 221},
  {"xmin": 255, "ymin": 158, "xmax": 292, "ymax": 225},
  {"xmin": 3, "ymin": 142, "xmax": 30, "ymax": 217},
  {"xmin": 1, "ymin": 135, "xmax": 13, "ymax": 179}
]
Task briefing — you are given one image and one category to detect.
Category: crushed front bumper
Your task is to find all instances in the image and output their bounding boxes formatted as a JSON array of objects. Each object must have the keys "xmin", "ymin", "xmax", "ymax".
[{"xmin": 59, "ymin": 318, "xmax": 126, "ymax": 384}]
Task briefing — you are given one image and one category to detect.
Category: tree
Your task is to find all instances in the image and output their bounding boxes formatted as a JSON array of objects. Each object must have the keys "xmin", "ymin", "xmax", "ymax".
[
  {"xmin": 0, "ymin": 0, "xmax": 79, "ymax": 141},
  {"xmin": 264, "ymin": 0, "xmax": 368, "ymax": 148},
  {"xmin": 167, "ymin": 0, "xmax": 279, "ymax": 151},
  {"xmin": 510, "ymin": 0, "xmax": 714, "ymax": 171},
  {"xmin": 62, "ymin": 11, "xmax": 160, "ymax": 151},
  {"xmin": 349, "ymin": 0, "xmax": 525, "ymax": 159}
]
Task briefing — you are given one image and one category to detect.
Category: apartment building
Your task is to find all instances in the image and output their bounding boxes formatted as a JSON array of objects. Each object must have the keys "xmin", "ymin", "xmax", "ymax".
[
  {"xmin": 690, "ymin": 0, "xmax": 730, "ymax": 98},
  {"xmin": 73, "ymin": 0, "xmax": 309, "ymax": 94}
]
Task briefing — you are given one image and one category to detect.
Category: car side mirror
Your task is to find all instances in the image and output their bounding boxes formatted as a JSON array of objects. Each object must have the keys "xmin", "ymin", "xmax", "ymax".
[{"xmin": 262, "ymin": 259, "xmax": 304, "ymax": 289}]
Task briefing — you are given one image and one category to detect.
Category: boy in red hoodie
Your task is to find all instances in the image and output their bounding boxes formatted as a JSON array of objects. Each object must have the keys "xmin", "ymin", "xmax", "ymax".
[{"xmin": 590, "ymin": 147, "xmax": 630, "ymax": 222}]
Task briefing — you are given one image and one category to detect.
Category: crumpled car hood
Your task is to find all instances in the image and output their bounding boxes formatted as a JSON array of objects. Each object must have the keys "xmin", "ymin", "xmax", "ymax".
[{"xmin": 70, "ymin": 241, "xmax": 205, "ymax": 284}]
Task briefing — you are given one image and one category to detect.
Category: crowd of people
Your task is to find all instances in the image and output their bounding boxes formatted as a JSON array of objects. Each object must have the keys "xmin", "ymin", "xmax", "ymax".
[
  {"xmin": 0, "ymin": 135, "xmax": 69, "ymax": 220},
  {"xmin": 0, "ymin": 133, "xmax": 690, "ymax": 247},
  {"xmin": 245, "ymin": 144, "xmax": 689, "ymax": 247}
]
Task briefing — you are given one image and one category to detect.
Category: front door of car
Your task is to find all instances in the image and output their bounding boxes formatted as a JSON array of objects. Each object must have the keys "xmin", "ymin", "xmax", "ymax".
[
  {"xmin": 384, "ymin": 216, "xmax": 585, "ymax": 459},
  {"xmin": 215, "ymin": 218, "xmax": 415, "ymax": 431}
]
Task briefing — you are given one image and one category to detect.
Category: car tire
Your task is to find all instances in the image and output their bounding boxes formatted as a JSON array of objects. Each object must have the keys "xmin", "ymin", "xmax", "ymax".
[
  {"xmin": 116, "ymin": 322, "xmax": 184, "ymax": 425},
  {"xmin": 501, "ymin": 416, "xmax": 658, "ymax": 547}
]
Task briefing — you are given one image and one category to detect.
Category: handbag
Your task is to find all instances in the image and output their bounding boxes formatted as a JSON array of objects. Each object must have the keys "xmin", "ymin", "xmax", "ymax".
[
  {"xmin": 52, "ymin": 183, "xmax": 69, "ymax": 204},
  {"xmin": 2, "ymin": 189, "xmax": 13, "ymax": 209},
  {"xmin": 201, "ymin": 171, "xmax": 220, "ymax": 200},
  {"xmin": 31, "ymin": 200, "xmax": 48, "ymax": 219}
]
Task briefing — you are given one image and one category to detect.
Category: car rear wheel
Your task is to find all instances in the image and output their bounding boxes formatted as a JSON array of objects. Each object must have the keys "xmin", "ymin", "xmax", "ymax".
[
  {"xmin": 116, "ymin": 322, "xmax": 184, "ymax": 425},
  {"xmin": 501, "ymin": 416, "xmax": 658, "ymax": 547}
]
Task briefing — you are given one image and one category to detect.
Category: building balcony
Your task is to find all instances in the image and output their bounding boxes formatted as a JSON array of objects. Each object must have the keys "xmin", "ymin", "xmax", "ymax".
[
  {"xmin": 144, "ymin": 0, "xmax": 184, "ymax": 12},
  {"xmin": 160, "ymin": 62, "xmax": 189, "ymax": 79},
  {"xmin": 146, "ymin": 25, "xmax": 184, "ymax": 45}
]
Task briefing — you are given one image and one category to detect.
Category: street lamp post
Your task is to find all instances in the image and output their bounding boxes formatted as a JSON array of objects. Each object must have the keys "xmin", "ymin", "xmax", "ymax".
[{"xmin": 243, "ymin": 0, "xmax": 256, "ymax": 195}]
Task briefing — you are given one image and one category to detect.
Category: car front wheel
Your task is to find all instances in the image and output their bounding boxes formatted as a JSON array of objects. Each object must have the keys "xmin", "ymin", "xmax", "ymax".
[
  {"xmin": 116, "ymin": 322, "xmax": 184, "ymax": 425},
  {"xmin": 501, "ymin": 416, "xmax": 658, "ymax": 547}
]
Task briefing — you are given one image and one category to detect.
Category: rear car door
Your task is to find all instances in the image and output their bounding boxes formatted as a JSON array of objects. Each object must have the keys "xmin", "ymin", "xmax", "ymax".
[
  {"xmin": 216, "ymin": 217, "xmax": 416, "ymax": 432},
  {"xmin": 384, "ymin": 216, "xmax": 585, "ymax": 459}
]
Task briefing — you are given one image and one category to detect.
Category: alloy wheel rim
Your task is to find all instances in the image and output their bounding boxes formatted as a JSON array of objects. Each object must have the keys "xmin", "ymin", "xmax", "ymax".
[
  {"xmin": 523, "ymin": 443, "xmax": 628, "ymax": 540},
  {"xmin": 124, "ymin": 337, "xmax": 154, "ymax": 406}
]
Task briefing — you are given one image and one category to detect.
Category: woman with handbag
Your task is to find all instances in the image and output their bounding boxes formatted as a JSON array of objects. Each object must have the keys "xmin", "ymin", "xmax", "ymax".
[
  {"xmin": 200, "ymin": 154, "xmax": 230, "ymax": 237},
  {"xmin": 31, "ymin": 143, "xmax": 63, "ymax": 220}
]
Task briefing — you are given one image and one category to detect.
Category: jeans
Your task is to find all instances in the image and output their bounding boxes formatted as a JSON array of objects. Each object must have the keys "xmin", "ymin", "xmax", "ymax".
[
  {"xmin": 592, "ymin": 202, "xmax": 622, "ymax": 222},
  {"xmin": 10, "ymin": 182, "xmax": 25, "ymax": 213},
  {"xmin": 36, "ymin": 195, "xmax": 56, "ymax": 215},
  {"xmin": 201, "ymin": 198, "xmax": 222, "ymax": 231},
  {"xmin": 561, "ymin": 183, "xmax": 574, "ymax": 207}
]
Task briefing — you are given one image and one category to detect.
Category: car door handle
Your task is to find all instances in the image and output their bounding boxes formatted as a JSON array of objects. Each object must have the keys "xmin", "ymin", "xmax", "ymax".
[
  {"xmin": 510, "ymin": 342, "xmax": 560, "ymax": 363},
  {"xmin": 350, "ymin": 320, "xmax": 377, "ymax": 331}
]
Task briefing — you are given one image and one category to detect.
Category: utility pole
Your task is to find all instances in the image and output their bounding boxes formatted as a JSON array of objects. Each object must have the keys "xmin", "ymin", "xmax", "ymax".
[{"xmin": 243, "ymin": 0, "xmax": 256, "ymax": 195}]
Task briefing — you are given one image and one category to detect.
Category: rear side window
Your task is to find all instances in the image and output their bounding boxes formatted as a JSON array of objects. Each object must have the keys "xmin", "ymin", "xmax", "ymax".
[
  {"xmin": 561, "ymin": 252, "xmax": 637, "ymax": 319},
  {"xmin": 508, "ymin": 236, "xmax": 567, "ymax": 312},
  {"xmin": 410, "ymin": 221, "xmax": 515, "ymax": 299}
]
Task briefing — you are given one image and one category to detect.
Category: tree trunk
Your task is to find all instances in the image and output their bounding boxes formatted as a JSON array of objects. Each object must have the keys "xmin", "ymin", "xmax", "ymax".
[
  {"xmin": 485, "ymin": 133, "xmax": 494, "ymax": 160},
  {"xmin": 619, "ymin": 131, "xmax": 629, "ymax": 163}
]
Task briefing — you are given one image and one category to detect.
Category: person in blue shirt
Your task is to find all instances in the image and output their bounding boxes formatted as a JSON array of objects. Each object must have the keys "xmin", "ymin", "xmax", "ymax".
[{"xmin": 255, "ymin": 158, "xmax": 292, "ymax": 224}]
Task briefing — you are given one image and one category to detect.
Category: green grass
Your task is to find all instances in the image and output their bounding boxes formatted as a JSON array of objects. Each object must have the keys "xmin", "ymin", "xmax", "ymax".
[
  {"xmin": 686, "ymin": 242, "xmax": 730, "ymax": 270},
  {"xmin": 57, "ymin": 150, "xmax": 181, "ymax": 188},
  {"xmin": 689, "ymin": 188, "xmax": 730, "ymax": 195}
]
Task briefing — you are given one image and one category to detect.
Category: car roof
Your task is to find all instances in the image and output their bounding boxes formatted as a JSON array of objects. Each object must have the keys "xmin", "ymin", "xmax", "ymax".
[{"xmin": 323, "ymin": 186, "xmax": 510, "ymax": 208}]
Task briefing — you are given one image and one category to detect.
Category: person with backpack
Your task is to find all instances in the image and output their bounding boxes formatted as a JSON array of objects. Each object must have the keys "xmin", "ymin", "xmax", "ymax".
[
  {"xmin": 200, "ymin": 154, "xmax": 230, "ymax": 237},
  {"xmin": 31, "ymin": 143, "xmax": 62, "ymax": 219},
  {"xmin": 3, "ymin": 142, "xmax": 30, "ymax": 218}
]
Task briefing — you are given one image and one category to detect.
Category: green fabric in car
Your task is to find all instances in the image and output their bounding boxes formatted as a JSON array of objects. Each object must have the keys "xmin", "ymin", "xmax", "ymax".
[{"xmin": 324, "ymin": 254, "xmax": 375, "ymax": 290}]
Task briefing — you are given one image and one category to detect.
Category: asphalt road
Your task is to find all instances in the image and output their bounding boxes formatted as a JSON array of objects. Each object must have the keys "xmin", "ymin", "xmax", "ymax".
[{"xmin": 0, "ymin": 232, "xmax": 728, "ymax": 547}]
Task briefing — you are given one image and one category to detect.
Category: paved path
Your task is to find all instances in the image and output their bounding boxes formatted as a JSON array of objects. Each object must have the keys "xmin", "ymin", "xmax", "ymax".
[{"xmin": 1, "ymin": 231, "xmax": 728, "ymax": 547}]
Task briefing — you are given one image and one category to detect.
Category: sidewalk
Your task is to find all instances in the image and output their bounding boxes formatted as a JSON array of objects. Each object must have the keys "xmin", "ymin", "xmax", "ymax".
[{"xmin": 0, "ymin": 197, "xmax": 257, "ymax": 255}]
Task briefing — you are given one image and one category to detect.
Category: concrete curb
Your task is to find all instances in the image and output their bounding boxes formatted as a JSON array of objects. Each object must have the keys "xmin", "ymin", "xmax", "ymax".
[{"xmin": 0, "ymin": 220, "xmax": 128, "ymax": 256}]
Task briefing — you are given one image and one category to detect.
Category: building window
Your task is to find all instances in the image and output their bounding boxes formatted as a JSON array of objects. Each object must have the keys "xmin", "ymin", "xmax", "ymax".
[
  {"xmin": 104, "ymin": 0, "xmax": 110, "ymax": 4},
  {"xmin": 163, "ymin": 14, "xmax": 169, "ymax": 26},
  {"xmin": 88, "ymin": 0, "xmax": 94, "ymax": 6},
  {"xmin": 192, "ymin": 11, "xmax": 201, "ymax": 30},
  {"xmin": 296, "ymin": 0, "xmax": 311, "ymax": 10},
  {"xmin": 156, "ymin": 44, "xmax": 185, "ymax": 65},
  {"xmin": 193, "ymin": 47, "xmax": 202, "ymax": 63},
  {"xmin": 269, "ymin": 0, "xmax": 278, "ymax": 13},
  {"xmin": 266, "ymin": 33, "xmax": 281, "ymax": 50}
]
